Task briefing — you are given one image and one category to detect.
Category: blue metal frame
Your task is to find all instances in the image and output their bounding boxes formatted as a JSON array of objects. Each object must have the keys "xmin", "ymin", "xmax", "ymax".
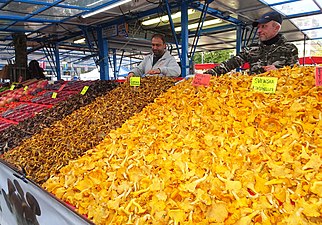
[
  {"xmin": 112, "ymin": 49, "xmax": 117, "ymax": 79},
  {"xmin": 197, "ymin": 24, "xmax": 236, "ymax": 35},
  {"xmin": 164, "ymin": 0, "xmax": 181, "ymax": 60},
  {"xmin": 96, "ymin": 26, "xmax": 109, "ymax": 80},
  {"xmin": 189, "ymin": 0, "xmax": 210, "ymax": 66},
  {"xmin": 0, "ymin": 0, "xmax": 88, "ymax": 10},
  {"xmin": 43, "ymin": 43, "xmax": 59, "ymax": 78},
  {"xmin": 1, "ymin": 0, "xmax": 321, "ymax": 76},
  {"xmin": 55, "ymin": 44, "xmax": 61, "ymax": 80},
  {"xmin": 236, "ymin": 25, "xmax": 242, "ymax": 71},
  {"xmin": 80, "ymin": 0, "xmax": 125, "ymax": 15},
  {"xmin": 0, "ymin": 15, "xmax": 60, "ymax": 23},
  {"xmin": 265, "ymin": 0, "xmax": 300, "ymax": 6},
  {"xmin": 190, "ymin": 2, "xmax": 241, "ymax": 25},
  {"xmin": 80, "ymin": 26, "xmax": 99, "ymax": 68},
  {"xmin": 181, "ymin": 1, "xmax": 189, "ymax": 77},
  {"xmin": 42, "ymin": 50, "xmax": 56, "ymax": 76},
  {"xmin": 303, "ymin": 34, "xmax": 307, "ymax": 66},
  {"xmin": 5, "ymin": 0, "xmax": 65, "ymax": 31},
  {"xmin": 117, "ymin": 50, "xmax": 125, "ymax": 78}
]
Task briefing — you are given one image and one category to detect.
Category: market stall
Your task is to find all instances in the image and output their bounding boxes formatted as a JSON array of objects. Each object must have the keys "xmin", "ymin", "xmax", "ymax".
[{"xmin": 41, "ymin": 66, "xmax": 322, "ymax": 224}]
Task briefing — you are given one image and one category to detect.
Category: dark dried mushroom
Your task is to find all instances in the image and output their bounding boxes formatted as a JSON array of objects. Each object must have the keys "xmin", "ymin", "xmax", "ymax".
[
  {"xmin": 3, "ymin": 77, "xmax": 175, "ymax": 185},
  {"xmin": 0, "ymin": 80, "xmax": 118, "ymax": 154}
]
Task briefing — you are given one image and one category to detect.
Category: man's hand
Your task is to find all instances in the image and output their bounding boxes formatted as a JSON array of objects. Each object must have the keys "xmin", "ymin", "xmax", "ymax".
[
  {"xmin": 126, "ymin": 72, "xmax": 135, "ymax": 82},
  {"xmin": 262, "ymin": 65, "xmax": 277, "ymax": 72},
  {"xmin": 204, "ymin": 69, "xmax": 217, "ymax": 76},
  {"xmin": 146, "ymin": 68, "xmax": 161, "ymax": 75}
]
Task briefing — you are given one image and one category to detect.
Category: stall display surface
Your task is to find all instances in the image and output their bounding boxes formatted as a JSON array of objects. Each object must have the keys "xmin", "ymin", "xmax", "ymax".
[
  {"xmin": 40, "ymin": 66, "xmax": 322, "ymax": 225},
  {"xmin": 0, "ymin": 117, "xmax": 15, "ymax": 131},
  {"xmin": 2, "ymin": 77, "xmax": 176, "ymax": 185},
  {"xmin": 0, "ymin": 80, "xmax": 119, "ymax": 153},
  {"xmin": 0, "ymin": 80, "xmax": 94, "ymax": 131},
  {"xmin": 2, "ymin": 102, "xmax": 52, "ymax": 122}
]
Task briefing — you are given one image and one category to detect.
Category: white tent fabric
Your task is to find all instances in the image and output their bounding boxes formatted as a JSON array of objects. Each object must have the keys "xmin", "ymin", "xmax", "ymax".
[{"xmin": 80, "ymin": 67, "xmax": 130, "ymax": 80}]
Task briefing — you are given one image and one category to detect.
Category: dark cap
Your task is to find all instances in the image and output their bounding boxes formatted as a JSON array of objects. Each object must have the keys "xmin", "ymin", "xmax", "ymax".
[{"xmin": 252, "ymin": 11, "xmax": 283, "ymax": 27}]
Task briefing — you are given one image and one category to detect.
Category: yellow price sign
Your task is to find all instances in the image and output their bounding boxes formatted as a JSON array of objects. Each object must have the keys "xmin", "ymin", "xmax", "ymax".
[
  {"xmin": 80, "ymin": 86, "xmax": 89, "ymax": 95},
  {"xmin": 52, "ymin": 92, "xmax": 57, "ymax": 98},
  {"xmin": 24, "ymin": 86, "xmax": 28, "ymax": 91},
  {"xmin": 251, "ymin": 77, "xmax": 278, "ymax": 93},
  {"xmin": 9, "ymin": 85, "xmax": 15, "ymax": 90},
  {"xmin": 130, "ymin": 77, "xmax": 141, "ymax": 86}
]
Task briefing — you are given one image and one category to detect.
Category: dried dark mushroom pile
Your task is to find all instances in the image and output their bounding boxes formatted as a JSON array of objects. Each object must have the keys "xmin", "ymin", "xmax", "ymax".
[
  {"xmin": 3, "ymin": 76, "xmax": 175, "ymax": 185},
  {"xmin": 0, "ymin": 80, "xmax": 118, "ymax": 154}
]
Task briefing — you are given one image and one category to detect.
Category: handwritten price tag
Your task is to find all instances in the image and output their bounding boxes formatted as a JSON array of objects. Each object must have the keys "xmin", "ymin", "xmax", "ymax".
[
  {"xmin": 130, "ymin": 77, "xmax": 141, "ymax": 86},
  {"xmin": 24, "ymin": 86, "xmax": 28, "ymax": 91},
  {"xmin": 80, "ymin": 86, "xmax": 89, "ymax": 95},
  {"xmin": 315, "ymin": 67, "xmax": 322, "ymax": 86},
  {"xmin": 52, "ymin": 92, "xmax": 57, "ymax": 98},
  {"xmin": 192, "ymin": 74, "xmax": 211, "ymax": 87},
  {"xmin": 252, "ymin": 77, "xmax": 278, "ymax": 93},
  {"xmin": 9, "ymin": 85, "xmax": 15, "ymax": 90}
]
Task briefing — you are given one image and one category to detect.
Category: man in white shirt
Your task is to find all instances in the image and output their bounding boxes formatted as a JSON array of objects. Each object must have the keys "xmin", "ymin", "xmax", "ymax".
[{"xmin": 127, "ymin": 34, "xmax": 181, "ymax": 80}]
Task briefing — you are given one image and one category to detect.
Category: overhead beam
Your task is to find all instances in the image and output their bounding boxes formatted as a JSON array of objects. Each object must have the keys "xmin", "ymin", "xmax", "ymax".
[{"xmin": 189, "ymin": 2, "xmax": 242, "ymax": 25}]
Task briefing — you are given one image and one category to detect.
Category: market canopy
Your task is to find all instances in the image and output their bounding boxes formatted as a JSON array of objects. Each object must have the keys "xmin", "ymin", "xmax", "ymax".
[{"xmin": 0, "ymin": 0, "xmax": 321, "ymax": 69}]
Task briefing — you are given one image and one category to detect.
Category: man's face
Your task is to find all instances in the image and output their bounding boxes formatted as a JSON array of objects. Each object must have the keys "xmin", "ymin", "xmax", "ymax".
[
  {"xmin": 257, "ymin": 21, "xmax": 279, "ymax": 41},
  {"xmin": 151, "ymin": 37, "xmax": 166, "ymax": 57}
]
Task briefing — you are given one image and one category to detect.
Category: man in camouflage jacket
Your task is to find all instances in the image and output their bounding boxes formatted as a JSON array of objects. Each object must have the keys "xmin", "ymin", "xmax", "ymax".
[{"xmin": 206, "ymin": 11, "xmax": 299, "ymax": 75}]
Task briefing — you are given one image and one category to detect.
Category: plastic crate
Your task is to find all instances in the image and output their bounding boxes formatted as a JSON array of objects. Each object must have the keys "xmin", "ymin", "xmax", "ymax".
[
  {"xmin": 61, "ymin": 81, "xmax": 94, "ymax": 92},
  {"xmin": 0, "ymin": 117, "xmax": 17, "ymax": 132},
  {"xmin": 1, "ymin": 103, "xmax": 52, "ymax": 123},
  {"xmin": 31, "ymin": 91, "xmax": 78, "ymax": 105}
]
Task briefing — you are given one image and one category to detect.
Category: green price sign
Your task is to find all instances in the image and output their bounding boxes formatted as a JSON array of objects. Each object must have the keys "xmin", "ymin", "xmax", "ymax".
[
  {"xmin": 251, "ymin": 77, "xmax": 278, "ymax": 93},
  {"xmin": 24, "ymin": 86, "xmax": 28, "ymax": 91},
  {"xmin": 52, "ymin": 92, "xmax": 57, "ymax": 98},
  {"xmin": 130, "ymin": 77, "xmax": 141, "ymax": 86},
  {"xmin": 80, "ymin": 86, "xmax": 89, "ymax": 95},
  {"xmin": 9, "ymin": 85, "xmax": 15, "ymax": 90}
]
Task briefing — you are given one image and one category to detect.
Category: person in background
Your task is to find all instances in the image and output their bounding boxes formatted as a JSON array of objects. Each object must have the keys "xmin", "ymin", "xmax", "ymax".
[
  {"xmin": 28, "ymin": 60, "xmax": 46, "ymax": 80},
  {"xmin": 206, "ymin": 11, "xmax": 299, "ymax": 75},
  {"xmin": 127, "ymin": 34, "xmax": 181, "ymax": 80}
]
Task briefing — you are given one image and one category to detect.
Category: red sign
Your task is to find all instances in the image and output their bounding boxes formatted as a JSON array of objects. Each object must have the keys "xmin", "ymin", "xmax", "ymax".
[
  {"xmin": 192, "ymin": 74, "xmax": 211, "ymax": 87},
  {"xmin": 315, "ymin": 67, "xmax": 322, "ymax": 86},
  {"xmin": 57, "ymin": 83, "xmax": 66, "ymax": 92}
]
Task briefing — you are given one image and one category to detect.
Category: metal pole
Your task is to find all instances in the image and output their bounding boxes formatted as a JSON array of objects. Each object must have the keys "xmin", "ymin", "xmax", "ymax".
[
  {"xmin": 303, "ymin": 34, "xmax": 307, "ymax": 66},
  {"xmin": 54, "ymin": 43, "xmax": 61, "ymax": 80},
  {"xmin": 189, "ymin": 0, "xmax": 209, "ymax": 65},
  {"xmin": 236, "ymin": 24, "xmax": 242, "ymax": 72},
  {"xmin": 113, "ymin": 49, "xmax": 117, "ymax": 79},
  {"xmin": 181, "ymin": 1, "xmax": 189, "ymax": 77},
  {"xmin": 164, "ymin": 0, "xmax": 181, "ymax": 60},
  {"xmin": 97, "ymin": 26, "xmax": 109, "ymax": 80}
]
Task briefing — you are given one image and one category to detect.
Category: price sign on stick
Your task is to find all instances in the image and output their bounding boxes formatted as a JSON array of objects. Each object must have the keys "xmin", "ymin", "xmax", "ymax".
[
  {"xmin": 24, "ymin": 86, "xmax": 28, "ymax": 91},
  {"xmin": 9, "ymin": 85, "xmax": 15, "ymax": 90},
  {"xmin": 130, "ymin": 77, "xmax": 141, "ymax": 86},
  {"xmin": 52, "ymin": 92, "xmax": 57, "ymax": 98},
  {"xmin": 192, "ymin": 74, "xmax": 211, "ymax": 87},
  {"xmin": 80, "ymin": 86, "xmax": 89, "ymax": 95},
  {"xmin": 315, "ymin": 67, "xmax": 322, "ymax": 86},
  {"xmin": 252, "ymin": 77, "xmax": 278, "ymax": 93}
]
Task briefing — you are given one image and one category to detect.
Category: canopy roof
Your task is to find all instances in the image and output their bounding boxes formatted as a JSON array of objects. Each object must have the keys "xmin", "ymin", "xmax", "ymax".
[{"xmin": 0, "ymin": 0, "xmax": 321, "ymax": 69}]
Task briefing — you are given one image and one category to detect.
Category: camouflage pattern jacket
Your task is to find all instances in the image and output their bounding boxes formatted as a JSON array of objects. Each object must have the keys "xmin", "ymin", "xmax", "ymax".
[{"xmin": 212, "ymin": 34, "xmax": 298, "ymax": 75}]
